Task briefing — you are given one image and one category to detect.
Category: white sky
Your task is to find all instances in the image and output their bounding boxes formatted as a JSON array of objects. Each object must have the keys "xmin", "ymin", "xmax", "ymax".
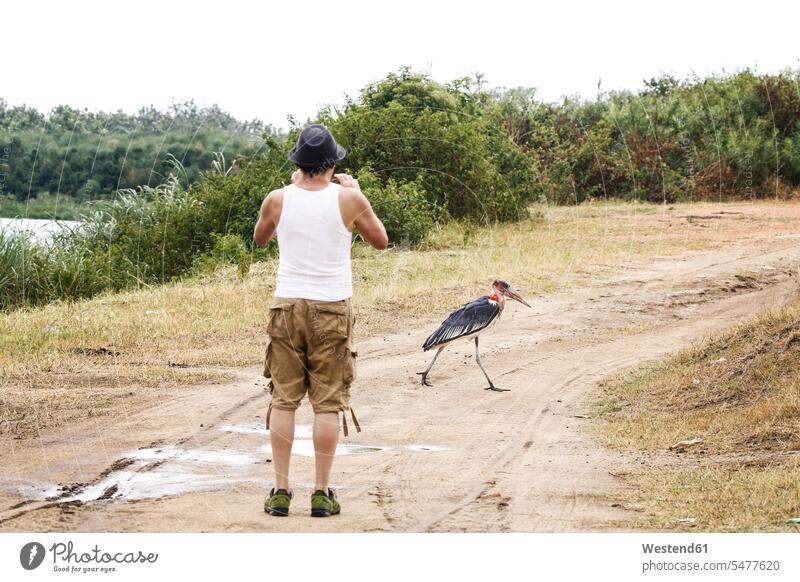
[{"xmin": 4, "ymin": 0, "xmax": 799, "ymax": 129}]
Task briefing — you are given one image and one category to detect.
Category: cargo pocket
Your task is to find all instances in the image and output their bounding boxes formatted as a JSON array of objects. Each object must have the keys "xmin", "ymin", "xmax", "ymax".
[
  {"xmin": 262, "ymin": 341, "xmax": 276, "ymax": 397},
  {"xmin": 343, "ymin": 303, "xmax": 357, "ymax": 383},
  {"xmin": 312, "ymin": 302, "xmax": 349, "ymax": 340},
  {"xmin": 263, "ymin": 342, "xmax": 274, "ymax": 431},
  {"xmin": 343, "ymin": 347, "xmax": 358, "ymax": 384},
  {"xmin": 262, "ymin": 340, "xmax": 272, "ymax": 379},
  {"xmin": 267, "ymin": 303, "xmax": 292, "ymax": 338}
]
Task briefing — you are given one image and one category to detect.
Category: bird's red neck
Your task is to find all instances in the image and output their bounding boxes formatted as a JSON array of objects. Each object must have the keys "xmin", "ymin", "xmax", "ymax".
[{"xmin": 489, "ymin": 291, "xmax": 507, "ymax": 310}]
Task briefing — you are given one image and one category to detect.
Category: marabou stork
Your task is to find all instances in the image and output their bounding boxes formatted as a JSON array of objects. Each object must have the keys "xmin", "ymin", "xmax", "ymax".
[{"xmin": 417, "ymin": 279, "xmax": 531, "ymax": 391}]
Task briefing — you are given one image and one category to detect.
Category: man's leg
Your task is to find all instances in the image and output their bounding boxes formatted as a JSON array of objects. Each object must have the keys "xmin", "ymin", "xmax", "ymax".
[
  {"xmin": 313, "ymin": 412, "xmax": 339, "ymax": 491},
  {"xmin": 269, "ymin": 407, "xmax": 295, "ymax": 490}
]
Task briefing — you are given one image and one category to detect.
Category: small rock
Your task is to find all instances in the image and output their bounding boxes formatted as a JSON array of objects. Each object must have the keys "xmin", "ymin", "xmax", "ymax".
[
  {"xmin": 692, "ymin": 378, "xmax": 701, "ymax": 386},
  {"xmin": 712, "ymin": 357, "xmax": 728, "ymax": 366}
]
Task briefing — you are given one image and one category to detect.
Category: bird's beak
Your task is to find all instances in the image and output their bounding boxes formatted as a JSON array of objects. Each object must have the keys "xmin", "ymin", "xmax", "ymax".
[{"xmin": 506, "ymin": 287, "xmax": 531, "ymax": 307}]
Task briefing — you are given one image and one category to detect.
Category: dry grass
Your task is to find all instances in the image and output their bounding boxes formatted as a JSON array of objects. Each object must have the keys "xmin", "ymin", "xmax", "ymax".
[
  {"xmin": 617, "ymin": 460, "xmax": 800, "ymax": 532},
  {"xmin": 595, "ymin": 298, "xmax": 800, "ymax": 531},
  {"xmin": 597, "ymin": 301, "xmax": 800, "ymax": 454},
  {"xmin": 2, "ymin": 201, "xmax": 799, "ymax": 438}
]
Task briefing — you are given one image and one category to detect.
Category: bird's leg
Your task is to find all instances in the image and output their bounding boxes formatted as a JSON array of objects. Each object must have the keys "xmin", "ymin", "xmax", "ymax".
[
  {"xmin": 475, "ymin": 337, "xmax": 509, "ymax": 392},
  {"xmin": 417, "ymin": 347, "xmax": 444, "ymax": 386}
]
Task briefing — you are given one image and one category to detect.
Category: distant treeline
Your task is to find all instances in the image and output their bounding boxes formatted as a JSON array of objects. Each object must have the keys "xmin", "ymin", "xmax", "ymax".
[
  {"xmin": 2, "ymin": 68, "xmax": 799, "ymax": 311},
  {"xmin": 0, "ymin": 100, "xmax": 274, "ymax": 202}
]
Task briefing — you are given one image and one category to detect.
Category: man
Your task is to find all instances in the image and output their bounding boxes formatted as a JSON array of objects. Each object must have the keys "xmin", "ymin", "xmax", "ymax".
[{"xmin": 253, "ymin": 124, "xmax": 388, "ymax": 517}]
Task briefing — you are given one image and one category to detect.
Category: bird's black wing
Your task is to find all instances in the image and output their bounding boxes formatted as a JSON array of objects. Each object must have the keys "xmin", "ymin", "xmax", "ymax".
[{"xmin": 422, "ymin": 296, "xmax": 500, "ymax": 351}]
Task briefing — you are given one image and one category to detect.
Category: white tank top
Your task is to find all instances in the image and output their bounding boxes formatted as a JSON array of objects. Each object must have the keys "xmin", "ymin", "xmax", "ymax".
[{"xmin": 274, "ymin": 183, "xmax": 353, "ymax": 301}]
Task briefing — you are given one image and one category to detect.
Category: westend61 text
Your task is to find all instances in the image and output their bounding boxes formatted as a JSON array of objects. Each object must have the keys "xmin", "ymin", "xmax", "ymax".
[
  {"xmin": 642, "ymin": 543, "xmax": 708, "ymax": 554},
  {"xmin": 49, "ymin": 541, "xmax": 159, "ymax": 564}
]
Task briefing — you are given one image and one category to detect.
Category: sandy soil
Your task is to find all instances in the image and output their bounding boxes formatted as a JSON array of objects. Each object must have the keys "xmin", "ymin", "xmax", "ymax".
[{"xmin": 2, "ymin": 207, "xmax": 800, "ymax": 532}]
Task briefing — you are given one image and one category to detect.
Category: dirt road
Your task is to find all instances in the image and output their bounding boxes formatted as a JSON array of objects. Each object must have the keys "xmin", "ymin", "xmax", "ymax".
[{"xmin": 2, "ymin": 224, "xmax": 799, "ymax": 532}]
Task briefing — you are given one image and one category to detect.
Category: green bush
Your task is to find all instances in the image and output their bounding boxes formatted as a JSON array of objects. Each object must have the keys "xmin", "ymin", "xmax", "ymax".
[
  {"xmin": 494, "ymin": 69, "xmax": 800, "ymax": 203},
  {"xmin": 357, "ymin": 168, "xmax": 436, "ymax": 246},
  {"xmin": 188, "ymin": 138, "xmax": 290, "ymax": 241},
  {"xmin": 193, "ymin": 233, "xmax": 252, "ymax": 279},
  {"xmin": 320, "ymin": 69, "xmax": 538, "ymax": 223}
]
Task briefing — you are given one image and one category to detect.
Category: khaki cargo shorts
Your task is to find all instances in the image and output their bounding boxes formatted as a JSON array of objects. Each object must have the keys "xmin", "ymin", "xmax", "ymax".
[{"xmin": 262, "ymin": 297, "xmax": 360, "ymax": 435}]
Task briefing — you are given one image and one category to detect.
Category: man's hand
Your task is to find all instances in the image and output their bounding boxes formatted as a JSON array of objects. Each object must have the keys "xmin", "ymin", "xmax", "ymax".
[{"xmin": 334, "ymin": 173, "xmax": 359, "ymax": 189}]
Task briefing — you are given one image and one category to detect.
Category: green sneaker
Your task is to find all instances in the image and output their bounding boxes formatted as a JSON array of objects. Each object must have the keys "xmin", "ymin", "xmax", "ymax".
[
  {"xmin": 310, "ymin": 488, "xmax": 341, "ymax": 517},
  {"xmin": 264, "ymin": 488, "xmax": 292, "ymax": 516}
]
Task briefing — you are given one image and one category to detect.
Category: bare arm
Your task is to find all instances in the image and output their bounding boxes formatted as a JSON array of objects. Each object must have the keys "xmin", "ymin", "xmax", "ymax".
[
  {"xmin": 336, "ymin": 174, "xmax": 388, "ymax": 250},
  {"xmin": 349, "ymin": 189, "xmax": 389, "ymax": 250},
  {"xmin": 253, "ymin": 189, "xmax": 284, "ymax": 246}
]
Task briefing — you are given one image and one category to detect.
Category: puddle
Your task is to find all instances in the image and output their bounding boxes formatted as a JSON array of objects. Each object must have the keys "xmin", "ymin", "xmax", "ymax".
[
  {"xmin": 224, "ymin": 421, "xmax": 449, "ymax": 457},
  {"xmin": 220, "ymin": 421, "xmax": 313, "ymax": 439},
  {"xmin": 130, "ymin": 445, "xmax": 254, "ymax": 466},
  {"xmin": 403, "ymin": 444, "xmax": 451, "ymax": 452},
  {"xmin": 261, "ymin": 441, "xmax": 390, "ymax": 457},
  {"xmin": 7, "ymin": 446, "xmax": 261, "ymax": 504},
  {"xmin": 44, "ymin": 470, "xmax": 261, "ymax": 503},
  {"xmin": 4, "ymin": 434, "xmax": 449, "ymax": 506}
]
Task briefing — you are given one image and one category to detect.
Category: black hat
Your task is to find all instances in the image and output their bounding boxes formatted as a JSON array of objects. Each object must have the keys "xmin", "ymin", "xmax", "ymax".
[{"xmin": 288, "ymin": 124, "xmax": 346, "ymax": 170}]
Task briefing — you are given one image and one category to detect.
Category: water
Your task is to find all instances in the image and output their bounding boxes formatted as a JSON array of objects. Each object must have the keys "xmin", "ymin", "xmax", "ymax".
[
  {"xmin": 0, "ymin": 217, "xmax": 80, "ymax": 242},
  {"xmin": 403, "ymin": 444, "xmax": 451, "ymax": 452},
  {"xmin": 1, "ymin": 428, "xmax": 451, "ymax": 505},
  {"xmin": 220, "ymin": 421, "xmax": 314, "ymax": 439},
  {"xmin": 7, "ymin": 446, "xmax": 263, "ymax": 504},
  {"xmin": 220, "ymin": 422, "xmax": 391, "ymax": 457},
  {"xmin": 260, "ymin": 442, "xmax": 391, "ymax": 457},
  {"xmin": 222, "ymin": 422, "xmax": 450, "ymax": 456}
]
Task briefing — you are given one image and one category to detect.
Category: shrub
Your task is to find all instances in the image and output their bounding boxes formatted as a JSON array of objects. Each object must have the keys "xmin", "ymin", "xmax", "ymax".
[
  {"xmin": 0, "ymin": 228, "xmax": 107, "ymax": 310},
  {"xmin": 357, "ymin": 168, "xmax": 436, "ymax": 246},
  {"xmin": 320, "ymin": 69, "xmax": 538, "ymax": 223},
  {"xmin": 193, "ymin": 233, "xmax": 252, "ymax": 279}
]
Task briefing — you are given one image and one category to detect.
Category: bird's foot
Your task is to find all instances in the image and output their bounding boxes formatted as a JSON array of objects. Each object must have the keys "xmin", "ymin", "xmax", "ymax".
[
  {"xmin": 416, "ymin": 372, "xmax": 433, "ymax": 387},
  {"xmin": 484, "ymin": 385, "xmax": 510, "ymax": 392}
]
